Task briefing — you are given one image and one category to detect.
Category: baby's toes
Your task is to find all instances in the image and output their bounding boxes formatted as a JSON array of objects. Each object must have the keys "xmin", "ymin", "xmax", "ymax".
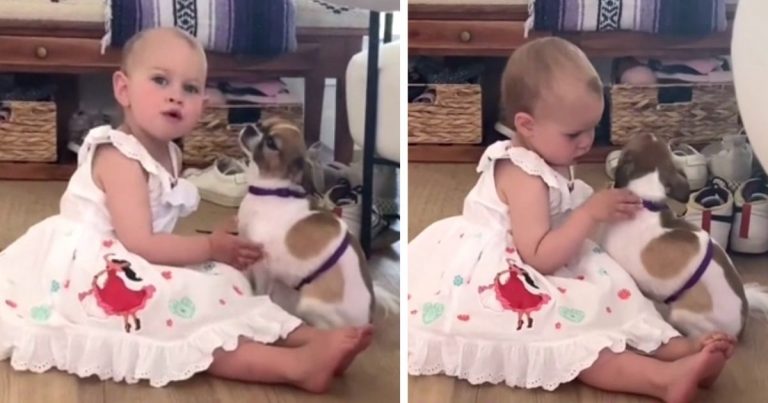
[
  {"xmin": 701, "ymin": 339, "xmax": 732, "ymax": 356},
  {"xmin": 698, "ymin": 332, "xmax": 730, "ymax": 348}
]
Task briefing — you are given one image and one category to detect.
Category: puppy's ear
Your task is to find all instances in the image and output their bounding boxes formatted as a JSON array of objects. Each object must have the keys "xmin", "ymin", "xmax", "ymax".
[
  {"xmin": 239, "ymin": 124, "xmax": 262, "ymax": 158},
  {"xmin": 283, "ymin": 156, "xmax": 317, "ymax": 197},
  {"xmin": 301, "ymin": 158, "xmax": 318, "ymax": 196},
  {"xmin": 665, "ymin": 169, "xmax": 690, "ymax": 203},
  {"xmin": 613, "ymin": 151, "xmax": 634, "ymax": 189}
]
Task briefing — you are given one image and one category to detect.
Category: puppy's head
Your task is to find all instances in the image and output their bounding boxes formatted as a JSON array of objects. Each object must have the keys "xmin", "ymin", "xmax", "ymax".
[
  {"xmin": 614, "ymin": 133, "xmax": 690, "ymax": 203},
  {"xmin": 239, "ymin": 117, "xmax": 309, "ymax": 187}
]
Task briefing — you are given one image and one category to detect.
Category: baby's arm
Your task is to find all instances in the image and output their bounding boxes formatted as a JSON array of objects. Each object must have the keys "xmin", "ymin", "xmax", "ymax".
[
  {"xmin": 496, "ymin": 160, "xmax": 640, "ymax": 275},
  {"xmin": 93, "ymin": 146, "xmax": 261, "ymax": 268},
  {"xmin": 496, "ymin": 161, "xmax": 595, "ymax": 274}
]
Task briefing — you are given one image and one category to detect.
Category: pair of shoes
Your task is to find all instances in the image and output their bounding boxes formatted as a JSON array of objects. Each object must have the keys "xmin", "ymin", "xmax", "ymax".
[
  {"xmin": 683, "ymin": 176, "xmax": 768, "ymax": 253},
  {"xmin": 182, "ymin": 157, "xmax": 248, "ymax": 208},
  {"xmin": 604, "ymin": 145, "xmax": 707, "ymax": 189},
  {"xmin": 701, "ymin": 134, "xmax": 754, "ymax": 189},
  {"xmin": 605, "ymin": 136, "xmax": 754, "ymax": 192},
  {"xmin": 676, "ymin": 136, "xmax": 754, "ymax": 189},
  {"xmin": 318, "ymin": 179, "xmax": 388, "ymax": 240}
]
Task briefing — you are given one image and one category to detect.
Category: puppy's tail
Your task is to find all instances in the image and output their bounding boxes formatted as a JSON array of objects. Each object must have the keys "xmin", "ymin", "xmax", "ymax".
[
  {"xmin": 372, "ymin": 282, "xmax": 400, "ymax": 317},
  {"xmin": 745, "ymin": 282, "xmax": 768, "ymax": 318}
]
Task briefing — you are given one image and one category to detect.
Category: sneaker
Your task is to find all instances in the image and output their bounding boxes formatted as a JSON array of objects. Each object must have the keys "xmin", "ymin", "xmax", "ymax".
[
  {"xmin": 670, "ymin": 143, "xmax": 709, "ymax": 190},
  {"xmin": 682, "ymin": 177, "xmax": 734, "ymax": 248},
  {"xmin": 605, "ymin": 149, "xmax": 622, "ymax": 180},
  {"xmin": 318, "ymin": 179, "xmax": 387, "ymax": 240},
  {"xmin": 183, "ymin": 157, "xmax": 248, "ymax": 207},
  {"xmin": 730, "ymin": 177, "xmax": 768, "ymax": 254},
  {"xmin": 701, "ymin": 134, "xmax": 754, "ymax": 189}
]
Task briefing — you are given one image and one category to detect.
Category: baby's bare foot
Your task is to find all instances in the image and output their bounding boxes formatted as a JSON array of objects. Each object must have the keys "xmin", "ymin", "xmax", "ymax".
[
  {"xmin": 698, "ymin": 339, "xmax": 734, "ymax": 388},
  {"xmin": 294, "ymin": 327, "xmax": 364, "ymax": 393},
  {"xmin": 335, "ymin": 325, "xmax": 373, "ymax": 376},
  {"xmin": 664, "ymin": 349, "xmax": 727, "ymax": 403}
]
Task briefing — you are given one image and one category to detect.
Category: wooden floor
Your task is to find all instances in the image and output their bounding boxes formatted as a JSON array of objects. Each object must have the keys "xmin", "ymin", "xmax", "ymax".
[
  {"xmin": 408, "ymin": 163, "xmax": 768, "ymax": 403},
  {"xmin": 0, "ymin": 180, "xmax": 400, "ymax": 403}
]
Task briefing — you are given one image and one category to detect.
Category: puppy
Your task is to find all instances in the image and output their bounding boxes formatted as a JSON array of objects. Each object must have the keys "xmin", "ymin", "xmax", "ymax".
[
  {"xmin": 237, "ymin": 118, "xmax": 399, "ymax": 329},
  {"xmin": 601, "ymin": 133, "xmax": 768, "ymax": 339}
]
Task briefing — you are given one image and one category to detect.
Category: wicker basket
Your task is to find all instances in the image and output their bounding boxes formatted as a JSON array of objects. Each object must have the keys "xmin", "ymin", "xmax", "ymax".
[
  {"xmin": 408, "ymin": 84, "xmax": 482, "ymax": 144},
  {"xmin": 0, "ymin": 101, "xmax": 57, "ymax": 162},
  {"xmin": 610, "ymin": 83, "xmax": 739, "ymax": 145},
  {"xmin": 183, "ymin": 103, "xmax": 303, "ymax": 166}
]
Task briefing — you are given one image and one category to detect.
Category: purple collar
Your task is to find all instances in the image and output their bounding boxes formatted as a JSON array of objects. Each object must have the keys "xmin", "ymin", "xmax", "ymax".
[
  {"xmin": 294, "ymin": 233, "xmax": 352, "ymax": 290},
  {"xmin": 664, "ymin": 239, "xmax": 714, "ymax": 304},
  {"xmin": 248, "ymin": 186, "xmax": 307, "ymax": 199},
  {"xmin": 642, "ymin": 199, "xmax": 669, "ymax": 212}
]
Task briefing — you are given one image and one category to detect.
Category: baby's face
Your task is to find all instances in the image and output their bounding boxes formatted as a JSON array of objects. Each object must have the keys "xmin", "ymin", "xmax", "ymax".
[
  {"xmin": 120, "ymin": 35, "xmax": 206, "ymax": 142},
  {"xmin": 527, "ymin": 82, "xmax": 603, "ymax": 166}
]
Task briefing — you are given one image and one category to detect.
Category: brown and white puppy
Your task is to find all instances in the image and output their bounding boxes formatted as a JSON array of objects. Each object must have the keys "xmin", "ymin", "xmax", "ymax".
[
  {"xmin": 237, "ymin": 118, "xmax": 399, "ymax": 328},
  {"xmin": 601, "ymin": 133, "xmax": 768, "ymax": 339}
]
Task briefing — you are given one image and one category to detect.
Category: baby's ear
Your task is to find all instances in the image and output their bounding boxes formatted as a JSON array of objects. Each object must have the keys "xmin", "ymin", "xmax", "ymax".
[
  {"xmin": 513, "ymin": 112, "xmax": 535, "ymax": 138},
  {"xmin": 112, "ymin": 70, "xmax": 131, "ymax": 107}
]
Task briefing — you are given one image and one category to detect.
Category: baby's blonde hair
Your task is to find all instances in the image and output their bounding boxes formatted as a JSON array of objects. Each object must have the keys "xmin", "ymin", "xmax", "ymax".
[
  {"xmin": 500, "ymin": 37, "xmax": 602, "ymax": 127},
  {"xmin": 120, "ymin": 27, "xmax": 207, "ymax": 73}
]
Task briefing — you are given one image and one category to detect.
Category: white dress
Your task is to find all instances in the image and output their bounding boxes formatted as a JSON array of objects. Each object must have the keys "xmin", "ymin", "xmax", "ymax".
[
  {"xmin": 0, "ymin": 126, "xmax": 301, "ymax": 387},
  {"xmin": 408, "ymin": 140, "xmax": 681, "ymax": 391}
]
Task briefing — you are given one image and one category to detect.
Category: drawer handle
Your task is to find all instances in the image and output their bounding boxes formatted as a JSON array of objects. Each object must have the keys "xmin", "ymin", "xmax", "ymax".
[
  {"xmin": 459, "ymin": 31, "xmax": 472, "ymax": 43},
  {"xmin": 35, "ymin": 46, "xmax": 48, "ymax": 59}
]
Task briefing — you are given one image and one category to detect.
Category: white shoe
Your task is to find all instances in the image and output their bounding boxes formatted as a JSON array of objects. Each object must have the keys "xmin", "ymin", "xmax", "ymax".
[
  {"xmin": 670, "ymin": 143, "xmax": 709, "ymax": 190},
  {"xmin": 682, "ymin": 177, "xmax": 734, "ymax": 248},
  {"xmin": 701, "ymin": 134, "xmax": 754, "ymax": 189},
  {"xmin": 183, "ymin": 157, "xmax": 248, "ymax": 207},
  {"xmin": 605, "ymin": 149, "xmax": 622, "ymax": 180},
  {"xmin": 730, "ymin": 177, "xmax": 768, "ymax": 254}
]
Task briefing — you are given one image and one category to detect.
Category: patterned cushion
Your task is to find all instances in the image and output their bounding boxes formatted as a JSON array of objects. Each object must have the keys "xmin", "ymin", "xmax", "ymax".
[
  {"xmin": 297, "ymin": 0, "xmax": 369, "ymax": 29},
  {"xmin": 0, "ymin": 0, "xmax": 370, "ymax": 29},
  {"xmin": 409, "ymin": 0, "xmax": 528, "ymax": 4}
]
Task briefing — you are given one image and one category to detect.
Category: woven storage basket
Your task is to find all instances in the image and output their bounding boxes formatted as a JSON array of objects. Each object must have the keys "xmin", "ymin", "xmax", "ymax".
[
  {"xmin": 408, "ymin": 84, "xmax": 482, "ymax": 144},
  {"xmin": 610, "ymin": 83, "xmax": 739, "ymax": 145},
  {"xmin": 183, "ymin": 103, "xmax": 304, "ymax": 166},
  {"xmin": 0, "ymin": 101, "xmax": 57, "ymax": 162}
]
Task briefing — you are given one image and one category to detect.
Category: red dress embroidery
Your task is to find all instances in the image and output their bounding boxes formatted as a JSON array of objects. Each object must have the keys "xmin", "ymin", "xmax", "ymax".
[
  {"xmin": 479, "ymin": 263, "xmax": 551, "ymax": 330},
  {"xmin": 79, "ymin": 254, "xmax": 156, "ymax": 333}
]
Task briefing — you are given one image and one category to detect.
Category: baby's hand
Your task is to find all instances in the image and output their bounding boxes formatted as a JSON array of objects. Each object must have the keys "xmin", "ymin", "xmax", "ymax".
[
  {"xmin": 582, "ymin": 188, "xmax": 642, "ymax": 222},
  {"xmin": 208, "ymin": 225, "xmax": 264, "ymax": 270}
]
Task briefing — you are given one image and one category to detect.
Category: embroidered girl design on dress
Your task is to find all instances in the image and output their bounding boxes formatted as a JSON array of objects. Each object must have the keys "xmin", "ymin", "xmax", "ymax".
[
  {"xmin": 478, "ymin": 261, "xmax": 552, "ymax": 330},
  {"xmin": 78, "ymin": 253, "xmax": 156, "ymax": 333}
]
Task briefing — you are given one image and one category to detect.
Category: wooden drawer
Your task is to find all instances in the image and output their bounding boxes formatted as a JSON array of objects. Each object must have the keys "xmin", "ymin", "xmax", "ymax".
[
  {"xmin": 0, "ymin": 35, "xmax": 120, "ymax": 74},
  {"xmin": 409, "ymin": 20, "xmax": 530, "ymax": 56}
]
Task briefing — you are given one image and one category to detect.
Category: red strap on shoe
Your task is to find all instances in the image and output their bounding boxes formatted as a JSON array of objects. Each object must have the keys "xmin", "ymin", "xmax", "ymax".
[
  {"xmin": 702, "ymin": 210, "xmax": 711, "ymax": 233},
  {"xmin": 740, "ymin": 203, "xmax": 752, "ymax": 239}
]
